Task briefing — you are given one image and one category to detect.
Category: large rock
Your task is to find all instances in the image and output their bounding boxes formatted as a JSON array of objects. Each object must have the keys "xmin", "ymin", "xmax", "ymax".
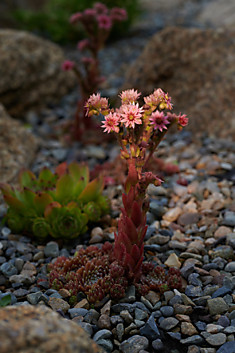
[
  {"xmin": 0, "ymin": 104, "xmax": 38, "ymax": 183},
  {"xmin": 0, "ymin": 305, "xmax": 103, "ymax": 353},
  {"xmin": 123, "ymin": 27, "xmax": 235, "ymax": 138},
  {"xmin": 0, "ymin": 29, "xmax": 76, "ymax": 117},
  {"xmin": 197, "ymin": 0, "xmax": 235, "ymax": 28}
]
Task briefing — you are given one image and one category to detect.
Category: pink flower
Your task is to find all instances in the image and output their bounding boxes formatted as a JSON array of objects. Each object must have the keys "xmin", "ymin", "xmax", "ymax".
[
  {"xmin": 84, "ymin": 9, "xmax": 97, "ymax": 17},
  {"xmin": 77, "ymin": 39, "xmax": 90, "ymax": 51},
  {"xmin": 144, "ymin": 89, "xmax": 173, "ymax": 110},
  {"xmin": 97, "ymin": 15, "xmax": 112, "ymax": 30},
  {"xmin": 101, "ymin": 112, "xmax": 120, "ymax": 133},
  {"xmin": 178, "ymin": 113, "xmax": 188, "ymax": 127},
  {"xmin": 82, "ymin": 57, "xmax": 95, "ymax": 65},
  {"xmin": 94, "ymin": 2, "xmax": 108, "ymax": 14},
  {"xmin": 85, "ymin": 93, "xmax": 109, "ymax": 116},
  {"xmin": 149, "ymin": 110, "xmax": 170, "ymax": 132},
  {"xmin": 69, "ymin": 12, "xmax": 82, "ymax": 24},
  {"xmin": 61, "ymin": 60, "xmax": 75, "ymax": 71},
  {"xmin": 110, "ymin": 8, "xmax": 127, "ymax": 22},
  {"xmin": 120, "ymin": 103, "xmax": 144, "ymax": 128},
  {"xmin": 119, "ymin": 89, "xmax": 141, "ymax": 104}
]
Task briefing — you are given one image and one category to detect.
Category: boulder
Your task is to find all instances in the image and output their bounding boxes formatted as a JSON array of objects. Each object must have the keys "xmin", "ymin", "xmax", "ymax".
[
  {"xmin": 122, "ymin": 27, "xmax": 235, "ymax": 138},
  {"xmin": 197, "ymin": 0, "xmax": 235, "ymax": 28},
  {"xmin": 0, "ymin": 305, "xmax": 104, "ymax": 353},
  {"xmin": 0, "ymin": 29, "xmax": 76, "ymax": 117},
  {"xmin": 0, "ymin": 104, "xmax": 38, "ymax": 183}
]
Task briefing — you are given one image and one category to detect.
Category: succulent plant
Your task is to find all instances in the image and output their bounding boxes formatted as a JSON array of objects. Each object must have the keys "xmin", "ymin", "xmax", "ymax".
[
  {"xmin": 0, "ymin": 162, "xmax": 109, "ymax": 241},
  {"xmin": 48, "ymin": 242, "xmax": 182, "ymax": 305}
]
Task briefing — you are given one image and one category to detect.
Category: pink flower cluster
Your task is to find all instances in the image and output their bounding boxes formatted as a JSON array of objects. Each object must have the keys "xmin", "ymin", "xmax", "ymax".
[
  {"xmin": 85, "ymin": 88, "xmax": 188, "ymax": 134},
  {"xmin": 69, "ymin": 2, "xmax": 127, "ymax": 31}
]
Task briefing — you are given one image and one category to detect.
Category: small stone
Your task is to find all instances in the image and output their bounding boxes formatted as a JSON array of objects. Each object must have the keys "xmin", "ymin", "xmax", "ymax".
[
  {"xmin": 48, "ymin": 297, "xmax": 70, "ymax": 313},
  {"xmin": 178, "ymin": 213, "xmax": 200, "ymax": 226},
  {"xmin": 112, "ymin": 303, "xmax": 135, "ymax": 314},
  {"xmin": 205, "ymin": 333, "xmax": 226, "ymax": 346},
  {"xmin": 164, "ymin": 253, "xmax": 181, "ymax": 268},
  {"xmin": 152, "ymin": 339, "xmax": 164, "ymax": 351},
  {"xmin": 21, "ymin": 262, "xmax": 37, "ymax": 277},
  {"xmin": 116, "ymin": 323, "xmax": 124, "ymax": 341},
  {"xmin": 207, "ymin": 298, "xmax": 229, "ymax": 316},
  {"xmin": 135, "ymin": 308, "xmax": 148, "ymax": 321},
  {"xmin": 0, "ymin": 262, "xmax": 17, "ymax": 277},
  {"xmin": 180, "ymin": 335, "xmax": 204, "ymax": 345},
  {"xmin": 174, "ymin": 304, "xmax": 193, "ymax": 315},
  {"xmin": 159, "ymin": 317, "xmax": 179, "ymax": 331},
  {"xmin": 74, "ymin": 321, "xmax": 93, "ymax": 337},
  {"xmin": 44, "ymin": 241, "xmax": 59, "ymax": 258},
  {"xmin": 187, "ymin": 346, "xmax": 200, "ymax": 353},
  {"xmin": 214, "ymin": 226, "xmax": 232, "ymax": 239},
  {"xmin": 33, "ymin": 251, "xmax": 44, "ymax": 261},
  {"xmin": 162, "ymin": 207, "xmax": 182, "ymax": 222},
  {"xmin": 181, "ymin": 322, "xmax": 198, "ymax": 336},
  {"xmin": 212, "ymin": 286, "xmax": 232, "ymax": 298},
  {"xmin": 140, "ymin": 314, "xmax": 160, "ymax": 341},
  {"xmin": 58, "ymin": 288, "xmax": 71, "ymax": 299},
  {"xmin": 96, "ymin": 338, "xmax": 113, "ymax": 353},
  {"xmin": 68, "ymin": 308, "xmax": 88, "ymax": 319},
  {"xmin": 101, "ymin": 300, "xmax": 111, "ymax": 316},
  {"xmin": 74, "ymin": 299, "xmax": 89, "ymax": 309},
  {"xmin": 223, "ymin": 212, "xmax": 235, "ymax": 227},
  {"xmin": 14, "ymin": 258, "xmax": 24, "ymax": 272},
  {"xmin": 217, "ymin": 341, "xmax": 235, "ymax": 353},
  {"xmin": 120, "ymin": 335, "xmax": 149, "ymax": 353},
  {"xmin": 144, "ymin": 291, "xmax": 160, "ymax": 306},
  {"xmin": 120, "ymin": 310, "xmax": 133, "ymax": 324},
  {"xmin": 185, "ymin": 285, "xmax": 202, "ymax": 298},
  {"xmin": 160, "ymin": 306, "xmax": 174, "ymax": 317},
  {"xmin": 225, "ymin": 262, "xmax": 235, "ymax": 272},
  {"xmin": 27, "ymin": 291, "xmax": 42, "ymax": 305},
  {"xmin": 206, "ymin": 324, "xmax": 223, "ymax": 333},
  {"xmin": 97, "ymin": 314, "xmax": 111, "ymax": 330},
  {"xmin": 93, "ymin": 329, "xmax": 112, "ymax": 341}
]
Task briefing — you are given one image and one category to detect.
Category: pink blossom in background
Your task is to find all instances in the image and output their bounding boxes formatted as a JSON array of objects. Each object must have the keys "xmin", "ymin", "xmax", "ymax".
[
  {"xmin": 178, "ymin": 113, "xmax": 188, "ymax": 127},
  {"xmin": 69, "ymin": 12, "xmax": 82, "ymax": 24},
  {"xmin": 119, "ymin": 89, "xmax": 141, "ymax": 104},
  {"xmin": 82, "ymin": 57, "xmax": 95, "ymax": 65},
  {"xmin": 61, "ymin": 60, "xmax": 75, "ymax": 71},
  {"xmin": 94, "ymin": 2, "xmax": 108, "ymax": 14},
  {"xmin": 101, "ymin": 112, "xmax": 120, "ymax": 133},
  {"xmin": 110, "ymin": 8, "xmax": 127, "ymax": 21},
  {"xmin": 120, "ymin": 103, "xmax": 144, "ymax": 128},
  {"xmin": 85, "ymin": 93, "xmax": 109, "ymax": 116},
  {"xmin": 77, "ymin": 39, "xmax": 90, "ymax": 51},
  {"xmin": 149, "ymin": 111, "xmax": 170, "ymax": 132},
  {"xmin": 97, "ymin": 15, "xmax": 112, "ymax": 30},
  {"xmin": 84, "ymin": 9, "xmax": 97, "ymax": 17}
]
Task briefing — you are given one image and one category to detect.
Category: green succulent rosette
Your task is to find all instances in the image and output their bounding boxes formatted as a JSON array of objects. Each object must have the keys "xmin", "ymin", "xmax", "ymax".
[
  {"xmin": 45, "ymin": 204, "xmax": 88, "ymax": 239},
  {"xmin": 32, "ymin": 217, "xmax": 51, "ymax": 239},
  {"xmin": 83, "ymin": 201, "xmax": 101, "ymax": 222}
]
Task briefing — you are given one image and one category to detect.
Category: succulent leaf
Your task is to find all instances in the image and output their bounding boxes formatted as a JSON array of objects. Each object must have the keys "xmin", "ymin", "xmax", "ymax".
[
  {"xmin": 68, "ymin": 162, "xmax": 89, "ymax": 185},
  {"xmin": 34, "ymin": 192, "xmax": 54, "ymax": 215},
  {"xmin": 38, "ymin": 167, "xmax": 58, "ymax": 189},
  {"xmin": 78, "ymin": 176, "xmax": 104, "ymax": 203},
  {"xmin": 55, "ymin": 174, "xmax": 75, "ymax": 204},
  {"xmin": 19, "ymin": 170, "xmax": 36, "ymax": 189}
]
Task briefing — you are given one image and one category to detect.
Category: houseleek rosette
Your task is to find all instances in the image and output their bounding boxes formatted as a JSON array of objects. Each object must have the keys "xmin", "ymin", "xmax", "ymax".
[{"xmin": 45, "ymin": 203, "xmax": 88, "ymax": 239}]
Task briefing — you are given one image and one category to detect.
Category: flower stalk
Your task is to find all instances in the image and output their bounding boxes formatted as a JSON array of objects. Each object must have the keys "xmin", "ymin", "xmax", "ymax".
[{"xmin": 85, "ymin": 88, "xmax": 188, "ymax": 279}]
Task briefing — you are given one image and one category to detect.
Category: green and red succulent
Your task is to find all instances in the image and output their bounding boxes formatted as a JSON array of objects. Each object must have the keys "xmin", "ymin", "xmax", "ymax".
[{"xmin": 0, "ymin": 162, "xmax": 109, "ymax": 240}]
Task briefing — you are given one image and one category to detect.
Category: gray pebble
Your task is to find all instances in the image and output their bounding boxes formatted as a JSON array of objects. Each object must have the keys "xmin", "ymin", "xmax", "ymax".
[
  {"xmin": 44, "ymin": 241, "xmax": 59, "ymax": 258},
  {"xmin": 159, "ymin": 317, "xmax": 179, "ymax": 331},
  {"xmin": 140, "ymin": 313, "xmax": 160, "ymax": 340},
  {"xmin": 160, "ymin": 305, "xmax": 174, "ymax": 317},
  {"xmin": 120, "ymin": 335, "xmax": 149, "ymax": 353},
  {"xmin": 27, "ymin": 291, "xmax": 42, "ymax": 305},
  {"xmin": 93, "ymin": 329, "xmax": 112, "ymax": 341},
  {"xmin": 0, "ymin": 262, "xmax": 17, "ymax": 277}
]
